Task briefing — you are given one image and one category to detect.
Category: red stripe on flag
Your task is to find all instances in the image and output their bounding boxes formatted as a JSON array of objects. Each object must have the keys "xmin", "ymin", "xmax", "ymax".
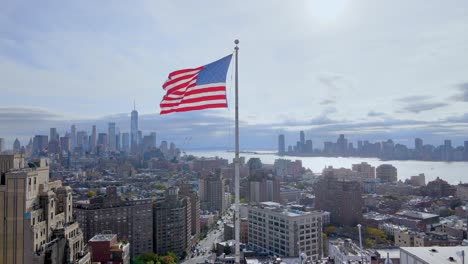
[
  {"xmin": 162, "ymin": 72, "xmax": 200, "ymax": 90},
  {"xmin": 160, "ymin": 95, "xmax": 227, "ymax": 108},
  {"xmin": 168, "ymin": 66, "xmax": 203, "ymax": 79},
  {"xmin": 166, "ymin": 81, "xmax": 197, "ymax": 96},
  {"xmin": 163, "ymin": 86, "xmax": 226, "ymax": 100}
]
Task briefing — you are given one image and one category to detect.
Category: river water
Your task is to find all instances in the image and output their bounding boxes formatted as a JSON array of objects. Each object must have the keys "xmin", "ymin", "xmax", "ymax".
[{"xmin": 186, "ymin": 150, "xmax": 468, "ymax": 184}]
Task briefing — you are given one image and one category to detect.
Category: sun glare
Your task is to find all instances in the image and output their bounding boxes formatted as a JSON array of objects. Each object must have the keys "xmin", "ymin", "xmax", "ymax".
[{"xmin": 307, "ymin": 0, "xmax": 350, "ymax": 23}]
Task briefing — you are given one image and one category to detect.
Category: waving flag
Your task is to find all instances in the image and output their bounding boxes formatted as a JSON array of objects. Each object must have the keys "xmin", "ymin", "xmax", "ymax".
[{"xmin": 160, "ymin": 55, "xmax": 233, "ymax": 115}]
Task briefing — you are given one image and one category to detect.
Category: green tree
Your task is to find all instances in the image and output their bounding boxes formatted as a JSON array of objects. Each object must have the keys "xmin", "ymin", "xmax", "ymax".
[
  {"xmin": 167, "ymin": 252, "xmax": 178, "ymax": 263},
  {"xmin": 134, "ymin": 252, "xmax": 158, "ymax": 264},
  {"xmin": 364, "ymin": 238, "xmax": 375, "ymax": 248},
  {"xmin": 296, "ymin": 182, "xmax": 306, "ymax": 190},
  {"xmin": 87, "ymin": 190, "xmax": 96, "ymax": 198},
  {"xmin": 324, "ymin": 225, "xmax": 337, "ymax": 234},
  {"xmin": 365, "ymin": 227, "xmax": 388, "ymax": 244},
  {"xmin": 161, "ymin": 255, "xmax": 176, "ymax": 264},
  {"xmin": 153, "ymin": 184, "xmax": 166, "ymax": 190}
]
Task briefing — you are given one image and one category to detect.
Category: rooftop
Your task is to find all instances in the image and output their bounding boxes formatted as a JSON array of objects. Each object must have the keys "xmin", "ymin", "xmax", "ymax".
[
  {"xmin": 401, "ymin": 246, "xmax": 468, "ymax": 264},
  {"xmin": 89, "ymin": 233, "xmax": 116, "ymax": 242},
  {"xmin": 396, "ymin": 210, "xmax": 439, "ymax": 220},
  {"xmin": 375, "ymin": 249, "xmax": 400, "ymax": 259}
]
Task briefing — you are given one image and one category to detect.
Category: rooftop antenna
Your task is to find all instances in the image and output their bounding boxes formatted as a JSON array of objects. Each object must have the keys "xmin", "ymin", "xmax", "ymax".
[{"xmin": 133, "ymin": 99, "xmax": 136, "ymax": 110}]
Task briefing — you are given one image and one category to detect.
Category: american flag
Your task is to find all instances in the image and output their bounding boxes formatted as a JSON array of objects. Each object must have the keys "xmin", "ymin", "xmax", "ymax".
[{"xmin": 160, "ymin": 55, "xmax": 232, "ymax": 115}]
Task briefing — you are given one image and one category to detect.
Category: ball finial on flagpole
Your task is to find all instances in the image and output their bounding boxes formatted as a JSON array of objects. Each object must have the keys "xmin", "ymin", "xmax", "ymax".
[{"xmin": 234, "ymin": 39, "xmax": 239, "ymax": 45}]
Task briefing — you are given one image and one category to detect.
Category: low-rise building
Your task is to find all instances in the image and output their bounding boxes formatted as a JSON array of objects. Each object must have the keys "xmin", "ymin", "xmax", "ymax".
[
  {"xmin": 379, "ymin": 223, "xmax": 408, "ymax": 236},
  {"xmin": 88, "ymin": 233, "xmax": 130, "ymax": 264}
]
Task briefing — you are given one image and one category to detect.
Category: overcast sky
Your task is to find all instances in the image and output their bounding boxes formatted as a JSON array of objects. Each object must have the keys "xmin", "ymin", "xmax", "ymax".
[{"xmin": 1, "ymin": 0, "xmax": 468, "ymax": 150}]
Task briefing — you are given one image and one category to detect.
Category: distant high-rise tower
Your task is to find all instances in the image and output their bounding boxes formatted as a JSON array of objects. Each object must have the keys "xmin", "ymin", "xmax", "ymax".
[
  {"xmin": 443, "ymin": 139, "xmax": 452, "ymax": 161},
  {"xmin": 464, "ymin": 141, "xmax": 468, "ymax": 161},
  {"xmin": 131, "ymin": 104, "xmax": 138, "ymax": 153},
  {"xmin": 32, "ymin": 135, "xmax": 48, "ymax": 155},
  {"xmin": 91, "ymin": 125, "xmax": 97, "ymax": 152},
  {"xmin": 49, "ymin": 127, "xmax": 58, "ymax": 142},
  {"xmin": 300, "ymin": 131, "xmax": 305, "ymax": 147},
  {"xmin": 71, "ymin": 124, "xmax": 76, "ymax": 150},
  {"xmin": 13, "ymin": 138, "xmax": 21, "ymax": 154},
  {"xmin": 0, "ymin": 138, "xmax": 4, "ymax": 153},
  {"xmin": 278, "ymin": 134, "xmax": 285, "ymax": 155},
  {"xmin": 415, "ymin": 138, "xmax": 423, "ymax": 151},
  {"xmin": 76, "ymin": 131, "xmax": 88, "ymax": 150},
  {"xmin": 108, "ymin": 122, "xmax": 116, "ymax": 152},
  {"xmin": 97, "ymin": 133, "xmax": 108, "ymax": 154},
  {"xmin": 122, "ymin": 133, "xmax": 130, "ymax": 152},
  {"xmin": 60, "ymin": 136, "xmax": 71, "ymax": 152},
  {"xmin": 337, "ymin": 134, "xmax": 348, "ymax": 155},
  {"xmin": 150, "ymin": 132, "xmax": 157, "ymax": 148}
]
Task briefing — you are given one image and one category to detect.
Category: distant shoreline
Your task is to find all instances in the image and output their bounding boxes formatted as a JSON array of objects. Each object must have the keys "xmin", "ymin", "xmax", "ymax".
[{"xmin": 188, "ymin": 149, "xmax": 468, "ymax": 164}]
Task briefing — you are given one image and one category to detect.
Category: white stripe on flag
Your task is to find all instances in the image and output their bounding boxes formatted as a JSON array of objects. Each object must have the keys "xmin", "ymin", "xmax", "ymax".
[
  {"xmin": 170, "ymin": 69, "xmax": 202, "ymax": 80},
  {"xmin": 160, "ymin": 99, "xmax": 227, "ymax": 111}
]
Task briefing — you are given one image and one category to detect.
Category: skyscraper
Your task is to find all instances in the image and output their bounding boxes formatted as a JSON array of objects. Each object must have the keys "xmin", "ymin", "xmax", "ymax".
[
  {"xmin": 122, "ymin": 133, "xmax": 130, "ymax": 153},
  {"xmin": 336, "ymin": 134, "xmax": 348, "ymax": 155},
  {"xmin": 464, "ymin": 141, "xmax": 468, "ymax": 161},
  {"xmin": 76, "ymin": 131, "xmax": 88, "ymax": 151},
  {"xmin": 32, "ymin": 135, "xmax": 48, "ymax": 155},
  {"xmin": 300, "ymin": 130, "xmax": 305, "ymax": 148},
  {"xmin": 108, "ymin": 122, "xmax": 116, "ymax": 152},
  {"xmin": 49, "ymin": 127, "xmax": 58, "ymax": 142},
  {"xmin": 97, "ymin": 133, "xmax": 108, "ymax": 154},
  {"xmin": 443, "ymin": 139, "xmax": 453, "ymax": 161},
  {"xmin": 415, "ymin": 138, "xmax": 423, "ymax": 151},
  {"xmin": 131, "ymin": 106, "xmax": 138, "ymax": 153},
  {"xmin": 60, "ymin": 136, "xmax": 70, "ymax": 153},
  {"xmin": 116, "ymin": 132, "xmax": 121, "ymax": 151},
  {"xmin": 90, "ymin": 125, "xmax": 97, "ymax": 152},
  {"xmin": 71, "ymin": 124, "xmax": 76, "ymax": 150},
  {"xmin": 13, "ymin": 139, "xmax": 21, "ymax": 154},
  {"xmin": 278, "ymin": 134, "xmax": 285, "ymax": 155},
  {"xmin": 150, "ymin": 132, "xmax": 157, "ymax": 148},
  {"xmin": 0, "ymin": 138, "xmax": 4, "ymax": 153}
]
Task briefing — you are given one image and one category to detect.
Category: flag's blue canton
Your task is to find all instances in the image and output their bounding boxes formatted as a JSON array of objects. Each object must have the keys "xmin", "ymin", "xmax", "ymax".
[{"xmin": 196, "ymin": 55, "xmax": 232, "ymax": 85}]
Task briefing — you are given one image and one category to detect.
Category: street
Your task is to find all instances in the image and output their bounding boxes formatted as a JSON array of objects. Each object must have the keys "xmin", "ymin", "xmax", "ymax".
[{"xmin": 182, "ymin": 209, "xmax": 233, "ymax": 264}]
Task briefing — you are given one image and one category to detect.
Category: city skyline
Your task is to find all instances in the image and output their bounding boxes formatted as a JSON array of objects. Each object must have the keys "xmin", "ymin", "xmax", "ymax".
[
  {"xmin": 1, "ymin": 1, "xmax": 468, "ymax": 150},
  {"xmin": 2, "ymin": 111, "xmax": 468, "ymax": 152}
]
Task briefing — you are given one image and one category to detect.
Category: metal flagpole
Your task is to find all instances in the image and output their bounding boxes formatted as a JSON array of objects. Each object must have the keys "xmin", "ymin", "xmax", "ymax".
[{"xmin": 234, "ymin": 39, "xmax": 240, "ymax": 264}]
